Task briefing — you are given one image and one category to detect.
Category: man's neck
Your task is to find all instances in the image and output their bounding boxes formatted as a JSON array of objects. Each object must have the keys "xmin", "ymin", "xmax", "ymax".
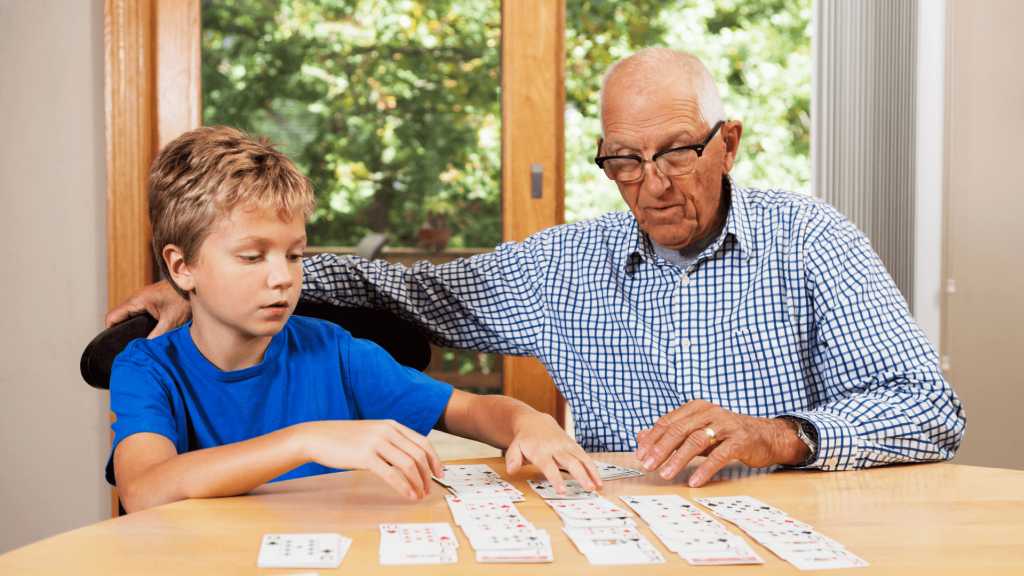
[{"xmin": 188, "ymin": 310, "xmax": 273, "ymax": 372}]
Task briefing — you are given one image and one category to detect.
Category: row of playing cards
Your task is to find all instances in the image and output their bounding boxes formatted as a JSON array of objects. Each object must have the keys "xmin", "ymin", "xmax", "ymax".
[
  {"xmin": 698, "ymin": 496, "xmax": 869, "ymax": 571},
  {"xmin": 621, "ymin": 495, "xmax": 764, "ymax": 566},
  {"xmin": 446, "ymin": 495, "xmax": 553, "ymax": 563},
  {"xmin": 378, "ymin": 523, "xmax": 458, "ymax": 565},
  {"xmin": 548, "ymin": 496, "xmax": 666, "ymax": 565},
  {"xmin": 433, "ymin": 463, "xmax": 525, "ymax": 501},
  {"xmin": 256, "ymin": 533, "xmax": 352, "ymax": 569}
]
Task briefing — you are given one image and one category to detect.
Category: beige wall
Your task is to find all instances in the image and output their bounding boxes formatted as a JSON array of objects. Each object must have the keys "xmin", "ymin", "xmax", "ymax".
[
  {"xmin": 943, "ymin": 0, "xmax": 1024, "ymax": 469},
  {"xmin": 0, "ymin": 0, "xmax": 109, "ymax": 554}
]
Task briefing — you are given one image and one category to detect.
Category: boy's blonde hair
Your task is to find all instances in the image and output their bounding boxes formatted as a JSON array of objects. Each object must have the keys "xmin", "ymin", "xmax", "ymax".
[{"xmin": 148, "ymin": 126, "xmax": 315, "ymax": 298}]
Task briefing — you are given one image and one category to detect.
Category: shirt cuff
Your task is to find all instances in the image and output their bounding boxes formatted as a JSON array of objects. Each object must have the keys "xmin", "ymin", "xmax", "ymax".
[{"xmin": 777, "ymin": 410, "xmax": 861, "ymax": 470}]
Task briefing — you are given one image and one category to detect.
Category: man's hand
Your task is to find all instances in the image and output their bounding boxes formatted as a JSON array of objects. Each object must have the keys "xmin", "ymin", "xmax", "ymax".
[
  {"xmin": 105, "ymin": 280, "xmax": 191, "ymax": 338},
  {"xmin": 634, "ymin": 400, "xmax": 808, "ymax": 488},
  {"xmin": 297, "ymin": 420, "xmax": 442, "ymax": 501},
  {"xmin": 504, "ymin": 412, "xmax": 603, "ymax": 495}
]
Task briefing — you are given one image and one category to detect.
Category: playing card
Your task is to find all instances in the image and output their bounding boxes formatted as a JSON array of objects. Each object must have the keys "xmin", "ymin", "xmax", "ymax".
[
  {"xmin": 257, "ymin": 533, "xmax": 350, "ymax": 569},
  {"xmin": 563, "ymin": 525, "xmax": 665, "ymax": 565},
  {"xmin": 547, "ymin": 497, "xmax": 631, "ymax": 521},
  {"xmin": 697, "ymin": 495, "xmax": 787, "ymax": 521},
  {"xmin": 435, "ymin": 464, "xmax": 526, "ymax": 502},
  {"xmin": 593, "ymin": 461, "xmax": 645, "ymax": 480},
  {"xmin": 777, "ymin": 544, "xmax": 870, "ymax": 570},
  {"xmin": 378, "ymin": 523, "xmax": 458, "ymax": 565},
  {"xmin": 474, "ymin": 530, "xmax": 554, "ymax": 563},
  {"xmin": 528, "ymin": 478, "xmax": 597, "ymax": 499}
]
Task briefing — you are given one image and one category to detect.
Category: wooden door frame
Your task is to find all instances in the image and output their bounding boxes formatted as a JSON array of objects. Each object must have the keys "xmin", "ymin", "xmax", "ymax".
[
  {"xmin": 500, "ymin": 1, "xmax": 567, "ymax": 426},
  {"xmin": 105, "ymin": 0, "xmax": 568, "ymax": 514}
]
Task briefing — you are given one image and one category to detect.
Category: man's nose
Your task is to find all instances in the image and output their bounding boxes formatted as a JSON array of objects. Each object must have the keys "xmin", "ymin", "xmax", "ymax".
[{"xmin": 640, "ymin": 160, "xmax": 671, "ymax": 195}]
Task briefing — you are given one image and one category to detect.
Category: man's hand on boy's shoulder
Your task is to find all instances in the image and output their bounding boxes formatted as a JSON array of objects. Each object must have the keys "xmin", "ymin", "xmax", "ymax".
[
  {"xmin": 505, "ymin": 411, "xmax": 603, "ymax": 495},
  {"xmin": 105, "ymin": 280, "xmax": 191, "ymax": 338}
]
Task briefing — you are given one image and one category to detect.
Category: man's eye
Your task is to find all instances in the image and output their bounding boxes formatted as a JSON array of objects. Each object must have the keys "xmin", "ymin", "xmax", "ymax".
[
  {"xmin": 288, "ymin": 253, "xmax": 303, "ymax": 262},
  {"xmin": 239, "ymin": 254, "xmax": 262, "ymax": 263}
]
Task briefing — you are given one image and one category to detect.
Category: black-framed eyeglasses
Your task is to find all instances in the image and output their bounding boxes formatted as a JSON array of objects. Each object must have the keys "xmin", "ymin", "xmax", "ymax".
[{"xmin": 594, "ymin": 120, "xmax": 724, "ymax": 183}]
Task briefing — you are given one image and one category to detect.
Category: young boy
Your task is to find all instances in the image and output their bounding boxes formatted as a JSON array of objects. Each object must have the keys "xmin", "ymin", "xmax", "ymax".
[{"xmin": 108, "ymin": 126, "xmax": 600, "ymax": 512}]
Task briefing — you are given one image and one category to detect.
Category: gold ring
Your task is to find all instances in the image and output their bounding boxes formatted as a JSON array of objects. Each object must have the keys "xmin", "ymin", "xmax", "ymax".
[{"xmin": 703, "ymin": 427, "xmax": 717, "ymax": 444}]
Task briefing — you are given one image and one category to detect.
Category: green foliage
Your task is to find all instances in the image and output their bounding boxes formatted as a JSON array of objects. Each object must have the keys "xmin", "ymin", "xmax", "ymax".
[{"xmin": 202, "ymin": 0, "xmax": 811, "ymax": 245}]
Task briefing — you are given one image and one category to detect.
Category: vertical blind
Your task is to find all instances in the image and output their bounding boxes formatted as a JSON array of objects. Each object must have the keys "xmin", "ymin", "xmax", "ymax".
[{"xmin": 813, "ymin": 0, "xmax": 918, "ymax": 306}]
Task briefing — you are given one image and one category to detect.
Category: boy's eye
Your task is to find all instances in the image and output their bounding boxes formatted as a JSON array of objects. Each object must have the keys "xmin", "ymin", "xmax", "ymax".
[
  {"xmin": 288, "ymin": 253, "xmax": 303, "ymax": 262},
  {"xmin": 239, "ymin": 254, "xmax": 262, "ymax": 263}
]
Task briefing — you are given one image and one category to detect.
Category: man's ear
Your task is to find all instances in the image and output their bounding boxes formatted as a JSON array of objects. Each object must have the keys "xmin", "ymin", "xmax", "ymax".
[
  {"xmin": 720, "ymin": 120, "xmax": 743, "ymax": 173},
  {"xmin": 162, "ymin": 244, "xmax": 195, "ymax": 294}
]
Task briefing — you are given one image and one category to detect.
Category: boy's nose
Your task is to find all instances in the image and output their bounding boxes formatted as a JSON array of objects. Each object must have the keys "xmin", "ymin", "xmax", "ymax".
[{"xmin": 267, "ymin": 258, "xmax": 294, "ymax": 289}]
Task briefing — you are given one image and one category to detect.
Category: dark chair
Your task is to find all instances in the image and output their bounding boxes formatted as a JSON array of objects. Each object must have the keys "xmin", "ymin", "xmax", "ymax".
[{"xmin": 80, "ymin": 300, "xmax": 432, "ymax": 390}]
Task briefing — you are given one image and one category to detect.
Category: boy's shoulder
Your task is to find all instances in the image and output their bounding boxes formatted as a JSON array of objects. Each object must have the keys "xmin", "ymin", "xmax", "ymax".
[{"xmin": 284, "ymin": 314, "xmax": 351, "ymax": 345}]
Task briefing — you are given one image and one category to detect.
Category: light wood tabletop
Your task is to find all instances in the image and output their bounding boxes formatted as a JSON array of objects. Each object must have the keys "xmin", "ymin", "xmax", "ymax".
[{"xmin": 2, "ymin": 453, "xmax": 1023, "ymax": 574}]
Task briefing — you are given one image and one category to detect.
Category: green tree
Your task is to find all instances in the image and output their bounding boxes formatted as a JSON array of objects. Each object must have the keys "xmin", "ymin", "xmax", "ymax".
[{"xmin": 202, "ymin": 0, "xmax": 811, "ymax": 245}]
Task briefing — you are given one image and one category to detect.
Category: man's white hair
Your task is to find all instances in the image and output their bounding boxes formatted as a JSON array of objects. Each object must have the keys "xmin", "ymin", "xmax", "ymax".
[{"xmin": 600, "ymin": 48, "xmax": 725, "ymax": 130}]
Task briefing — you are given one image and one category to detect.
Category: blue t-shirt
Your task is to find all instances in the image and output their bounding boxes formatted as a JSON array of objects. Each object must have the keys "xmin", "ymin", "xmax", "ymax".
[{"xmin": 106, "ymin": 315, "xmax": 453, "ymax": 485}]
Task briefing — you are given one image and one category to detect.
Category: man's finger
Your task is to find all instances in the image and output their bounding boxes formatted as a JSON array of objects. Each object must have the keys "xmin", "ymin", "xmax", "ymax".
[
  {"xmin": 637, "ymin": 401, "xmax": 714, "ymax": 460},
  {"xmin": 687, "ymin": 440, "xmax": 737, "ymax": 488},
  {"xmin": 149, "ymin": 315, "xmax": 176, "ymax": 340},
  {"xmin": 105, "ymin": 301, "xmax": 144, "ymax": 328},
  {"xmin": 643, "ymin": 418, "xmax": 706, "ymax": 472},
  {"xmin": 657, "ymin": 424, "xmax": 720, "ymax": 480}
]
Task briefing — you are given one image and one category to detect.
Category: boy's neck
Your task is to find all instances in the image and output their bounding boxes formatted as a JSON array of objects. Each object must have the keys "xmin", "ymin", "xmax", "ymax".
[{"xmin": 188, "ymin": 311, "xmax": 274, "ymax": 372}]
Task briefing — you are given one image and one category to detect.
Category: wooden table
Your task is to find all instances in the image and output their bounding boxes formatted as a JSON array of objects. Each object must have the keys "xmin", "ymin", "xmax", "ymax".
[{"xmin": 3, "ymin": 453, "xmax": 1023, "ymax": 574}]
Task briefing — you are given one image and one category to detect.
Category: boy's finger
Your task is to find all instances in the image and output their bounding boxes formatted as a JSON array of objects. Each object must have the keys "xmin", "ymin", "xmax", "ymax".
[
  {"xmin": 536, "ymin": 458, "xmax": 566, "ymax": 495},
  {"xmin": 388, "ymin": 432, "xmax": 434, "ymax": 495},
  {"xmin": 378, "ymin": 443, "xmax": 425, "ymax": 498},
  {"xmin": 505, "ymin": 440, "xmax": 524, "ymax": 474},
  {"xmin": 576, "ymin": 451, "xmax": 604, "ymax": 490},
  {"xmin": 369, "ymin": 458, "xmax": 418, "ymax": 500},
  {"xmin": 556, "ymin": 452, "xmax": 595, "ymax": 491},
  {"xmin": 392, "ymin": 423, "xmax": 442, "ymax": 477}
]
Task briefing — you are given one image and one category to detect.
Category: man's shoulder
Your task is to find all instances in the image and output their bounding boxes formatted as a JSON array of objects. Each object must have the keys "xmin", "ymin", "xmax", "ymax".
[{"xmin": 739, "ymin": 186, "xmax": 851, "ymax": 241}]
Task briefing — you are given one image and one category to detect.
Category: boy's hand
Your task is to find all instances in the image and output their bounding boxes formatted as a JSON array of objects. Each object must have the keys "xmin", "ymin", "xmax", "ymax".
[
  {"xmin": 297, "ymin": 420, "xmax": 441, "ymax": 501},
  {"xmin": 504, "ymin": 412, "xmax": 602, "ymax": 495},
  {"xmin": 105, "ymin": 280, "xmax": 191, "ymax": 339}
]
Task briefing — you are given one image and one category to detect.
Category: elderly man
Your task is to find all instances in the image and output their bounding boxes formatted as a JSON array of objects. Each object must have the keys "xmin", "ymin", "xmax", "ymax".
[{"xmin": 110, "ymin": 48, "xmax": 965, "ymax": 487}]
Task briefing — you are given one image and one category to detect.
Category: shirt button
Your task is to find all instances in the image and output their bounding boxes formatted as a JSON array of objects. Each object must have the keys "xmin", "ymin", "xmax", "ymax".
[{"xmin": 680, "ymin": 338, "xmax": 692, "ymax": 350}]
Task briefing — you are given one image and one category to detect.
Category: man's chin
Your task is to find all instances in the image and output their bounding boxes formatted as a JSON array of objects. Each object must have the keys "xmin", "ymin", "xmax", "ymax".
[{"xmin": 646, "ymin": 229, "xmax": 697, "ymax": 250}]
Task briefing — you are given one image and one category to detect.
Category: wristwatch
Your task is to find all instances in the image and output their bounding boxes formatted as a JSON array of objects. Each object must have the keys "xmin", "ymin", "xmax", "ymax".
[{"xmin": 779, "ymin": 416, "xmax": 818, "ymax": 466}]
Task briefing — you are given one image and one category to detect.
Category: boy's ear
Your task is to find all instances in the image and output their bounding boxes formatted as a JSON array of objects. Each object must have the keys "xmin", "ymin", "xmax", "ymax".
[{"xmin": 162, "ymin": 244, "xmax": 195, "ymax": 294}]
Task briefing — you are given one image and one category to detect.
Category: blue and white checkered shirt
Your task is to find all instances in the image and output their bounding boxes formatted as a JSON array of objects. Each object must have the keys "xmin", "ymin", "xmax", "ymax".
[{"xmin": 303, "ymin": 181, "xmax": 965, "ymax": 470}]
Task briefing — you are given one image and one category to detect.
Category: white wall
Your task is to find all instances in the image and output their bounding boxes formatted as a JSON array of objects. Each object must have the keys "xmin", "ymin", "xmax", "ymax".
[{"xmin": 0, "ymin": 0, "xmax": 109, "ymax": 554}]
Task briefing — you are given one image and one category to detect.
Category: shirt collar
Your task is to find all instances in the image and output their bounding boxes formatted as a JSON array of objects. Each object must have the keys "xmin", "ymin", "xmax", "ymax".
[{"xmin": 621, "ymin": 175, "xmax": 756, "ymax": 274}]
